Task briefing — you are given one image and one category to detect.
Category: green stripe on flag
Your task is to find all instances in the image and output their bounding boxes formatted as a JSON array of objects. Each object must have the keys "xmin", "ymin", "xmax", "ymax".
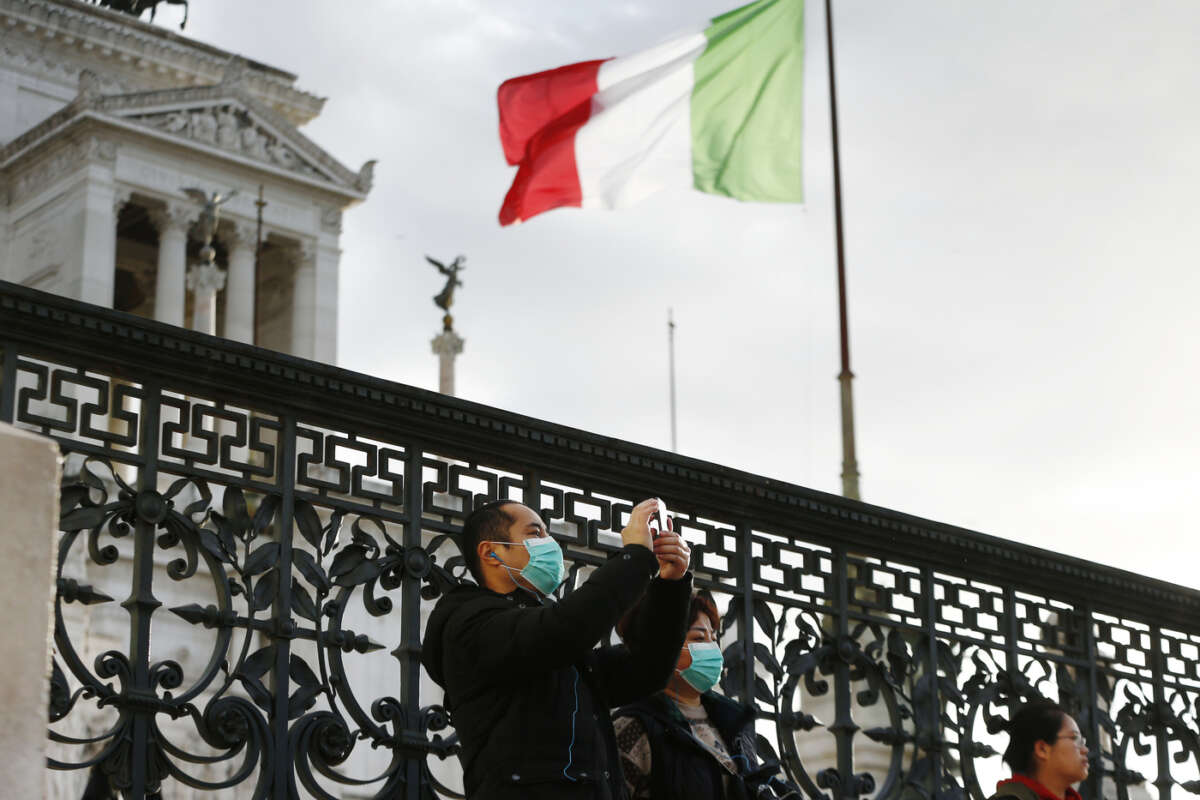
[{"xmin": 691, "ymin": 0, "xmax": 805, "ymax": 203}]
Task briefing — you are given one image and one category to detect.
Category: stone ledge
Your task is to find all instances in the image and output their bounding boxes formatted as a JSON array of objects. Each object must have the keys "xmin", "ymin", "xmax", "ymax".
[{"xmin": 0, "ymin": 422, "xmax": 61, "ymax": 800}]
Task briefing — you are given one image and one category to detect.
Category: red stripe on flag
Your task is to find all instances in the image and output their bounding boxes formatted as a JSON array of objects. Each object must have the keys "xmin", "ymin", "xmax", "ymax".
[
  {"xmin": 498, "ymin": 59, "xmax": 606, "ymax": 165},
  {"xmin": 497, "ymin": 60, "xmax": 606, "ymax": 226}
]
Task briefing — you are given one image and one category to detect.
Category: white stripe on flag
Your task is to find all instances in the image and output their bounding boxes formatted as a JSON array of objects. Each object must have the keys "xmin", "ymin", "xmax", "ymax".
[{"xmin": 576, "ymin": 31, "xmax": 707, "ymax": 210}]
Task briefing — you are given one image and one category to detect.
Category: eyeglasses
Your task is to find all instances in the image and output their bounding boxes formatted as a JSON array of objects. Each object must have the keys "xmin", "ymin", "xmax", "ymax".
[{"xmin": 1055, "ymin": 733, "xmax": 1087, "ymax": 749}]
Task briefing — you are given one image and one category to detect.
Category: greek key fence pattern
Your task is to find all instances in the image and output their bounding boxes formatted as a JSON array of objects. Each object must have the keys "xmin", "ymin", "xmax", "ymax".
[{"xmin": 2, "ymin": 282, "xmax": 1198, "ymax": 800}]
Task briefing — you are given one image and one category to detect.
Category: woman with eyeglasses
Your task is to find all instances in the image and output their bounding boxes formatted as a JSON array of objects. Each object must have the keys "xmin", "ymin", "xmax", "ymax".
[
  {"xmin": 991, "ymin": 700, "xmax": 1090, "ymax": 800},
  {"xmin": 612, "ymin": 590, "xmax": 798, "ymax": 800}
]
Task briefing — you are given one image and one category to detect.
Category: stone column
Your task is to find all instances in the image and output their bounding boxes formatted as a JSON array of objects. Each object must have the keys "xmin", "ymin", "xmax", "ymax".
[
  {"xmin": 312, "ymin": 208, "xmax": 345, "ymax": 365},
  {"xmin": 0, "ymin": 423, "xmax": 61, "ymax": 799},
  {"xmin": 59, "ymin": 138, "xmax": 120, "ymax": 306},
  {"xmin": 311, "ymin": 242, "xmax": 341, "ymax": 364},
  {"xmin": 289, "ymin": 241, "xmax": 317, "ymax": 359},
  {"xmin": 187, "ymin": 261, "xmax": 227, "ymax": 337},
  {"xmin": 221, "ymin": 221, "xmax": 257, "ymax": 344},
  {"xmin": 148, "ymin": 203, "xmax": 193, "ymax": 327},
  {"xmin": 431, "ymin": 326, "xmax": 465, "ymax": 396}
]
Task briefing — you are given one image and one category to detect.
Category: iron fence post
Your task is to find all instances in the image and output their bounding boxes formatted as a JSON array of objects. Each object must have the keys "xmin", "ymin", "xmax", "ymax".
[
  {"xmin": 832, "ymin": 547, "xmax": 856, "ymax": 798},
  {"xmin": 1150, "ymin": 626, "xmax": 1172, "ymax": 800},
  {"xmin": 271, "ymin": 414, "xmax": 298, "ymax": 799},
  {"xmin": 402, "ymin": 443, "xmax": 425, "ymax": 800},
  {"xmin": 0, "ymin": 340, "xmax": 16, "ymax": 423},
  {"xmin": 1003, "ymin": 585, "xmax": 1020, "ymax": 711},
  {"xmin": 125, "ymin": 378, "xmax": 162, "ymax": 799},
  {"xmin": 1083, "ymin": 600, "xmax": 1103, "ymax": 800},
  {"xmin": 740, "ymin": 525, "xmax": 756, "ymax": 708},
  {"xmin": 922, "ymin": 567, "xmax": 943, "ymax": 798}
]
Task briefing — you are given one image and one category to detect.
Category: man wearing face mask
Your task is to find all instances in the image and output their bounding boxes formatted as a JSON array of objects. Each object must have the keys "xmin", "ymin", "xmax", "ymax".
[
  {"xmin": 613, "ymin": 591, "xmax": 800, "ymax": 799},
  {"xmin": 422, "ymin": 497, "xmax": 693, "ymax": 800}
]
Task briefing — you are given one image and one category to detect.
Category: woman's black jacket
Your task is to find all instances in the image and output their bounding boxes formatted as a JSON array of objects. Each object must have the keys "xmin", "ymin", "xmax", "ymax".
[
  {"xmin": 421, "ymin": 543, "xmax": 692, "ymax": 800},
  {"xmin": 613, "ymin": 691, "xmax": 800, "ymax": 800}
]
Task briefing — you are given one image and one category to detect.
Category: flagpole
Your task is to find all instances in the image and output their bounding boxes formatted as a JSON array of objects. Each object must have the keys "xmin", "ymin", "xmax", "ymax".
[
  {"xmin": 824, "ymin": 0, "xmax": 861, "ymax": 500},
  {"xmin": 668, "ymin": 308, "xmax": 678, "ymax": 452},
  {"xmin": 253, "ymin": 184, "xmax": 265, "ymax": 342}
]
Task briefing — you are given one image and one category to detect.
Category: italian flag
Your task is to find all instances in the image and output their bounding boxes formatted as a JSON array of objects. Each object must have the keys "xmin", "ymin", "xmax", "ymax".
[{"xmin": 497, "ymin": 0, "xmax": 805, "ymax": 226}]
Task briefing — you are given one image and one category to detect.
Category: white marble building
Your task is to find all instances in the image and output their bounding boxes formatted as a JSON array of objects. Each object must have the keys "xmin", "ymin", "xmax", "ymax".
[{"xmin": 0, "ymin": 0, "xmax": 373, "ymax": 360}]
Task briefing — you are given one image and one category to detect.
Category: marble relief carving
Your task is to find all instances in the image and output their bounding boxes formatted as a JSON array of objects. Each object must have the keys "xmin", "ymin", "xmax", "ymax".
[{"xmin": 135, "ymin": 105, "xmax": 327, "ymax": 182}]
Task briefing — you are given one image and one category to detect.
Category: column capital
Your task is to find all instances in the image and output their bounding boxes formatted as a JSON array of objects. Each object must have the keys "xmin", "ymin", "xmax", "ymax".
[
  {"xmin": 148, "ymin": 203, "xmax": 194, "ymax": 237},
  {"xmin": 112, "ymin": 186, "xmax": 133, "ymax": 217},
  {"xmin": 186, "ymin": 262, "xmax": 227, "ymax": 294},
  {"xmin": 281, "ymin": 238, "xmax": 317, "ymax": 267},
  {"xmin": 219, "ymin": 219, "xmax": 259, "ymax": 253},
  {"xmin": 431, "ymin": 329, "xmax": 465, "ymax": 357}
]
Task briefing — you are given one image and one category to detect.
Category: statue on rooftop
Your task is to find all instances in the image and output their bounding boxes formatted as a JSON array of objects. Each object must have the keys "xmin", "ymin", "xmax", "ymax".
[{"xmin": 90, "ymin": 0, "xmax": 190, "ymax": 30}]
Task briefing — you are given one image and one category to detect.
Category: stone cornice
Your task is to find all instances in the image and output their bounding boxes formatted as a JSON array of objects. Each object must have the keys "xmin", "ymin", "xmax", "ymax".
[
  {"xmin": 3, "ymin": 279, "xmax": 1199, "ymax": 632},
  {"xmin": 0, "ymin": 0, "xmax": 325, "ymax": 125}
]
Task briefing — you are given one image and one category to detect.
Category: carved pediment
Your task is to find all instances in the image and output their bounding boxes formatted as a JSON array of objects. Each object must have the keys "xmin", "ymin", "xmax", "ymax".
[
  {"xmin": 1, "ymin": 83, "xmax": 374, "ymax": 202},
  {"xmin": 121, "ymin": 101, "xmax": 340, "ymax": 185}
]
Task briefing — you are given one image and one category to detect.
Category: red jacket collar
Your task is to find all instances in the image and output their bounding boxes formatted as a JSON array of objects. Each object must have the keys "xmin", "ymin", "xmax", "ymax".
[{"xmin": 998, "ymin": 774, "xmax": 1083, "ymax": 800}]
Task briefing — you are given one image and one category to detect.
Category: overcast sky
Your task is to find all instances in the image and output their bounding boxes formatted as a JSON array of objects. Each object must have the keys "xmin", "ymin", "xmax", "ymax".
[{"xmin": 160, "ymin": 1, "xmax": 1200, "ymax": 591}]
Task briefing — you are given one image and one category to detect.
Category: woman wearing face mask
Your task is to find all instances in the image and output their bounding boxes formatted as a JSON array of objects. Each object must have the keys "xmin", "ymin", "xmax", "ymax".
[
  {"xmin": 612, "ymin": 591, "xmax": 798, "ymax": 800},
  {"xmin": 989, "ymin": 700, "xmax": 1090, "ymax": 800}
]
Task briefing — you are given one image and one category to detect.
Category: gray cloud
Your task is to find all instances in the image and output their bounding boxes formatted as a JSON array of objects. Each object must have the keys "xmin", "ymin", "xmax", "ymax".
[{"xmin": 170, "ymin": 0, "xmax": 1200, "ymax": 589}]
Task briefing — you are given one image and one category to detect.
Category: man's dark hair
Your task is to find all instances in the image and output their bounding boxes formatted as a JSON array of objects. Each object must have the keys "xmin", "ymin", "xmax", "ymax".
[
  {"xmin": 1002, "ymin": 699, "xmax": 1068, "ymax": 774},
  {"xmin": 461, "ymin": 499, "xmax": 519, "ymax": 584}
]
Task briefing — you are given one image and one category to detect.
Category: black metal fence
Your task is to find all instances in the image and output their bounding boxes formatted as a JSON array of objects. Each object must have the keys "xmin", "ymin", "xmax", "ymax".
[{"xmin": 2, "ymin": 281, "xmax": 1198, "ymax": 800}]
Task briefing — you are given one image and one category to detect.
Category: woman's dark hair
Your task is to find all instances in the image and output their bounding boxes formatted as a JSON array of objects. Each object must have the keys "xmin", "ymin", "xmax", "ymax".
[
  {"xmin": 1002, "ymin": 700, "xmax": 1069, "ymax": 774},
  {"xmin": 617, "ymin": 589, "xmax": 720, "ymax": 641}
]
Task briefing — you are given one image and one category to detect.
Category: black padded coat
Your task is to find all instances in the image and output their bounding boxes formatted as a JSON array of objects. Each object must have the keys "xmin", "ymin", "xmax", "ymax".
[{"xmin": 421, "ymin": 543, "xmax": 692, "ymax": 800}]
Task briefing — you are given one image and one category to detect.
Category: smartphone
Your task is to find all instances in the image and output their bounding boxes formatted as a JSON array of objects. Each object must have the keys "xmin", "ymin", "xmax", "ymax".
[{"xmin": 649, "ymin": 498, "xmax": 670, "ymax": 538}]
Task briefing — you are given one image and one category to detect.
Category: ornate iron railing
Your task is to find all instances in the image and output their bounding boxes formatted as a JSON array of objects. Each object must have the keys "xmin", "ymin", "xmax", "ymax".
[{"xmin": 2, "ymin": 281, "xmax": 1198, "ymax": 800}]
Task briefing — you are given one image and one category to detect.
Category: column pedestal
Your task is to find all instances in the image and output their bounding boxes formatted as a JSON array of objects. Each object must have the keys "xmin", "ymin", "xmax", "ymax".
[
  {"xmin": 431, "ymin": 325, "xmax": 465, "ymax": 396},
  {"xmin": 187, "ymin": 262, "xmax": 227, "ymax": 336}
]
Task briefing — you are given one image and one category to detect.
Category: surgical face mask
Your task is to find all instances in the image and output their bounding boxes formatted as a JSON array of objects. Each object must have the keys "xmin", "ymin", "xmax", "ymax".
[
  {"xmin": 678, "ymin": 641, "xmax": 723, "ymax": 693},
  {"xmin": 488, "ymin": 536, "xmax": 566, "ymax": 596}
]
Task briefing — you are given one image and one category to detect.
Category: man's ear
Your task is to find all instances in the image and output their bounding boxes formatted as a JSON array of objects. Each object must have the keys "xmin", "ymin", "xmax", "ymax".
[
  {"xmin": 477, "ymin": 540, "xmax": 497, "ymax": 567},
  {"xmin": 1033, "ymin": 739, "xmax": 1052, "ymax": 764}
]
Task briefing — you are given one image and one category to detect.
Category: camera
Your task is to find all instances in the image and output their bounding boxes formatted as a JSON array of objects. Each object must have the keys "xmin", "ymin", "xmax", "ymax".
[{"xmin": 648, "ymin": 498, "xmax": 671, "ymax": 538}]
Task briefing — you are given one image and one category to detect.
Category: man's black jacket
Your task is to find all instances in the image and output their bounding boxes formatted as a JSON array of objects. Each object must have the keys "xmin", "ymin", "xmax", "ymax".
[{"xmin": 421, "ymin": 543, "xmax": 692, "ymax": 800}]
